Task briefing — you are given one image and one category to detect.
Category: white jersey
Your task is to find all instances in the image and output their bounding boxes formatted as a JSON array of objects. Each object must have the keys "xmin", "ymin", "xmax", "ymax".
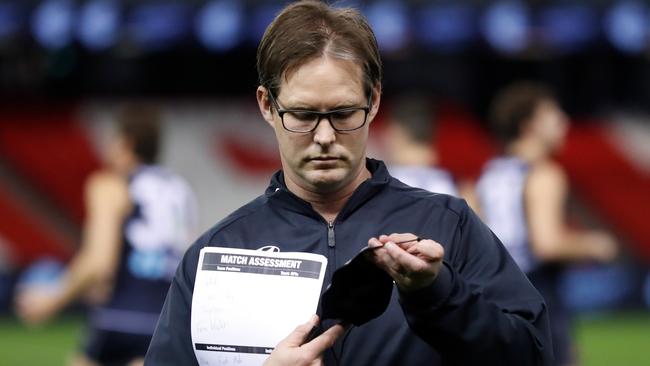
[
  {"xmin": 124, "ymin": 165, "xmax": 199, "ymax": 281},
  {"xmin": 476, "ymin": 157, "xmax": 537, "ymax": 273},
  {"xmin": 390, "ymin": 165, "xmax": 458, "ymax": 196}
]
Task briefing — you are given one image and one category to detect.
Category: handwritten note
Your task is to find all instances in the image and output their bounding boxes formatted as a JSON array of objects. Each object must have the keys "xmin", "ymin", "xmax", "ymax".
[{"xmin": 191, "ymin": 247, "xmax": 327, "ymax": 366}]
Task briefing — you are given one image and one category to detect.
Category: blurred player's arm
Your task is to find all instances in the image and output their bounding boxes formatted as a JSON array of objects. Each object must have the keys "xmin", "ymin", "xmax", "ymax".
[
  {"xmin": 525, "ymin": 161, "xmax": 617, "ymax": 262},
  {"xmin": 16, "ymin": 171, "xmax": 130, "ymax": 325},
  {"xmin": 457, "ymin": 179, "xmax": 481, "ymax": 215}
]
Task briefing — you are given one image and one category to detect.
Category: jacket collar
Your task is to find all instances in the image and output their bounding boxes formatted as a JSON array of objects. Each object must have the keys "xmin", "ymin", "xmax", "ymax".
[{"xmin": 265, "ymin": 158, "xmax": 391, "ymax": 223}]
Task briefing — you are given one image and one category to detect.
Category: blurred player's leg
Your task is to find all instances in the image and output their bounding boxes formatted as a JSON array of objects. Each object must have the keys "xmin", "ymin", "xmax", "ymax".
[
  {"xmin": 69, "ymin": 353, "xmax": 100, "ymax": 366},
  {"xmin": 126, "ymin": 357, "xmax": 144, "ymax": 366}
]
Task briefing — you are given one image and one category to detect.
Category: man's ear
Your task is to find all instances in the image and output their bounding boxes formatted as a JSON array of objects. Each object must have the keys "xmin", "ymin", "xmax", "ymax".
[
  {"xmin": 256, "ymin": 86, "xmax": 275, "ymax": 129},
  {"xmin": 367, "ymin": 83, "xmax": 382, "ymax": 125}
]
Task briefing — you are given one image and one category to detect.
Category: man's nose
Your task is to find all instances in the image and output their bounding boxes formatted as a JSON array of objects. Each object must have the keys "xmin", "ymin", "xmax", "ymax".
[{"xmin": 312, "ymin": 116, "xmax": 336, "ymax": 145}]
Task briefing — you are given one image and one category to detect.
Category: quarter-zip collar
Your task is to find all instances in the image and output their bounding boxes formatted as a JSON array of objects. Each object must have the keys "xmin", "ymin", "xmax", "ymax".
[{"xmin": 265, "ymin": 158, "xmax": 391, "ymax": 222}]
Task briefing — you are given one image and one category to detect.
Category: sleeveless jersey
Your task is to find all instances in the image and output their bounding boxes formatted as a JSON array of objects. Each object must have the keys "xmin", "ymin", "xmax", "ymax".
[
  {"xmin": 476, "ymin": 157, "xmax": 537, "ymax": 273},
  {"xmin": 91, "ymin": 165, "xmax": 198, "ymax": 335}
]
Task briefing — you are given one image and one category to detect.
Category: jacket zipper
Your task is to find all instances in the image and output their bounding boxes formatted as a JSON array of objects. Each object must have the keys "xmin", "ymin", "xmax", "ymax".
[
  {"xmin": 327, "ymin": 221, "xmax": 336, "ymax": 248},
  {"xmin": 326, "ymin": 221, "xmax": 337, "ymax": 290}
]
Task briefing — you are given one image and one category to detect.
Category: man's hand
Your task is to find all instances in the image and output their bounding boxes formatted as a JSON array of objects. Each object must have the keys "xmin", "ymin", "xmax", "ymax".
[
  {"xmin": 264, "ymin": 315, "xmax": 346, "ymax": 366},
  {"xmin": 14, "ymin": 287, "xmax": 62, "ymax": 326},
  {"xmin": 586, "ymin": 231, "xmax": 619, "ymax": 263},
  {"xmin": 367, "ymin": 233, "xmax": 444, "ymax": 293}
]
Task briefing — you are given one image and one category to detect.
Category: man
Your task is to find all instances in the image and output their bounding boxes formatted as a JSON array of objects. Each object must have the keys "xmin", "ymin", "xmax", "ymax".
[
  {"xmin": 385, "ymin": 93, "xmax": 458, "ymax": 196},
  {"xmin": 16, "ymin": 105, "xmax": 198, "ymax": 366},
  {"xmin": 146, "ymin": 2, "xmax": 552, "ymax": 365},
  {"xmin": 476, "ymin": 82, "xmax": 618, "ymax": 366}
]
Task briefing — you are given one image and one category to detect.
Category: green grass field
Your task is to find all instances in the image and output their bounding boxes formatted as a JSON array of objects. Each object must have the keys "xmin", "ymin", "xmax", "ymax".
[
  {"xmin": 575, "ymin": 312, "xmax": 650, "ymax": 366},
  {"xmin": 0, "ymin": 312, "xmax": 649, "ymax": 365},
  {"xmin": 0, "ymin": 315, "xmax": 83, "ymax": 366}
]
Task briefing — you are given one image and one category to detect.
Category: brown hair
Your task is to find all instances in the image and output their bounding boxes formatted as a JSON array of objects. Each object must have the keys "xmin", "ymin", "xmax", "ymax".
[
  {"xmin": 116, "ymin": 104, "xmax": 161, "ymax": 164},
  {"xmin": 389, "ymin": 94, "xmax": 436, "ymax": 145},
  {"xmin": 257, "ymin": 0, "xmax": 382, "ymax": 99},
  {"xmin": 489, "ymin": 82, "xmax": 556, "ymax": 144}
]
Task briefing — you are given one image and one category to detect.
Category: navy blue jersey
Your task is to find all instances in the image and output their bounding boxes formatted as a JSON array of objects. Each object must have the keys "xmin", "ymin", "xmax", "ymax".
[{"xmin": 91, "ymin": 165, "xmax": 198, "ymax": 336}]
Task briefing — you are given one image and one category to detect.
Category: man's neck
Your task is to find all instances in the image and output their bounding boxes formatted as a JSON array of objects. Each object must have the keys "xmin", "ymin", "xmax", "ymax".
[
  {"xmin": 284, "ymin": 166, "xmax": 372, "ymax": 223},
  {"xmin": 391, "ymin": 143, "xmax": 437, "ymax": 166},
  {"xmin": 110, "ymin": 159, "xmax": 140, "ymax": 178},
  {"xmin": 507, "ymin": 138, "xmax": 549, "ymax": 164}
]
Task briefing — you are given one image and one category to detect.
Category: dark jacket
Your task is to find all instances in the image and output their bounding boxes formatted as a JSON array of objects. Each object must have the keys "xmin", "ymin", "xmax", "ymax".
[{"xmin": 145, "ymin": 159, "xmax": 553, "ymax": 365}]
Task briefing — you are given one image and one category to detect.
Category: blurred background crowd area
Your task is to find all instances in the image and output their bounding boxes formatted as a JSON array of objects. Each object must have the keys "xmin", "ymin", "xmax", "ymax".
[{"xmin": 0, "ymin": 0, "xmax": 649, "ymax": 364}]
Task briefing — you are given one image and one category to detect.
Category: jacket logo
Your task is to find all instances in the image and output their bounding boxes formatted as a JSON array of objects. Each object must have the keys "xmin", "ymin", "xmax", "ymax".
[{"xmin": 257, "ymin": 245, "xmax": 280, "ymax": 253}]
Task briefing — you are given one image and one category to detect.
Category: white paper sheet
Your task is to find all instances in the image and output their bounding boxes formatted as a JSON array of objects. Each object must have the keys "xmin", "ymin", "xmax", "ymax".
[{"xmin": 191, "ymin": 246, "xmax": 327, "ymax": 366}]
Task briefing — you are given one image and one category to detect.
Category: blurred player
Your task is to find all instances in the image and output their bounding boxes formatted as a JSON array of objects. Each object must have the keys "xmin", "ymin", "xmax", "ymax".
[
  {"xmin": 385, "ymin": 93, "xmax": 457, "ymax": 196},
  {"xmin": 15, "ymin": 105, "xmax": 198, "ymax": 366},
  {"xmin": 476, "ymin": 82, "xmax": 618, "ymax": 366}
]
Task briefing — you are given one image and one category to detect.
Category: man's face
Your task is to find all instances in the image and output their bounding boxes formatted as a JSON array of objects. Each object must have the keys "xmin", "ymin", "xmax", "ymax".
[
  {"xmin": 530, "ymin": 99, "xmax": 569, "ymax": 152},
  {"xmin": 257, "ymin": 56, "xmax": 380, "ymax": 194},
  {"xmin": 106, "ymin": 133, "xmax": 134, "ymax": 174}
]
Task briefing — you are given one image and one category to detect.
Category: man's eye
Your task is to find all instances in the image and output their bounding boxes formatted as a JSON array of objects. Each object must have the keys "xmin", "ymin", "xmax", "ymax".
[
  {"xmin": 331, "ymin": 111, "xmax": 355, "ymax": 120},
  {"xmin": 289, "ymin": 111, "xmax": 317, "ymax": 121}
]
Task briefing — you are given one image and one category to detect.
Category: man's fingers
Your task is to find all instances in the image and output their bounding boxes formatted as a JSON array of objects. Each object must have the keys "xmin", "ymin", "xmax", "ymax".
[
  {"xmin": 366, "ymin": 241, "xmax": 398, "ymax": 270},
  {"xmin": 379, "ymin": 233, "xmax": 416, "ymax": 245},
  {"xmin": 383, "ymin": 241, "xmax": 426, "ymax": 270},
  {"xmin": 379, "ymin": 233, "xmax": 422, "ymax": 252},
  {"xmin": 279, "ymin": 315, "xmax": 320, "ymax": 347},
  {"xmin": 14, "ymin": 292, "xmax": 46, "ymax": 325},
  {"xmin": 368, "ymin": 236, "xmax": 446, "ymax": 293},
  {"xmin": 301, "ymin": 323, "xmax": 346, "ymax": 357},
  {"xmin": 410, "ymin": 240, "xmax": 445, "ymax": 261},
  {"xmin": 367, "ymin": 241, "xmax": 424, "ymax": 281},
  {"xmin": 368, "ymin": 237, "xmax": 383, "ymax": 249}
]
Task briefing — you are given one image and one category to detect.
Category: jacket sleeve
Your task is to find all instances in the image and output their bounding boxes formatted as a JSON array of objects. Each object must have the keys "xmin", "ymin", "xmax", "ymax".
[
  {"xmin": 144, "ymin": 243, "xmax": 201, "ymax": 366},
  {"xmin": 398, "ymin": 201, "xmax": 553, "ymax": 365}
]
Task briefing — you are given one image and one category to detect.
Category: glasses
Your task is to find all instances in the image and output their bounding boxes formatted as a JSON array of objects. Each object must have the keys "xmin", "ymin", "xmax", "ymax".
[{"xmin": 267, "ymin": 90, "xmax": 372, "ymax": 133}]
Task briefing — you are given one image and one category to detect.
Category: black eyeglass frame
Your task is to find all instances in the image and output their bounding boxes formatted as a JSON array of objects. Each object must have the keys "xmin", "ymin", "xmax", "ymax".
[{"xmin": 267, "ymin": 89, "xmax": 373, "ymax": 133}]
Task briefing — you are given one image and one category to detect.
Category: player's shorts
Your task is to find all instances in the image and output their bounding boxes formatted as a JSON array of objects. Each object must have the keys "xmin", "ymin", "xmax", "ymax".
[
  {"xmin": 83, "ymin": 327, "xmax": 153, "ymax": 366},
  {"xmin": 528, "ymin": 266, "xmax": 575, "ymax": 366}
]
